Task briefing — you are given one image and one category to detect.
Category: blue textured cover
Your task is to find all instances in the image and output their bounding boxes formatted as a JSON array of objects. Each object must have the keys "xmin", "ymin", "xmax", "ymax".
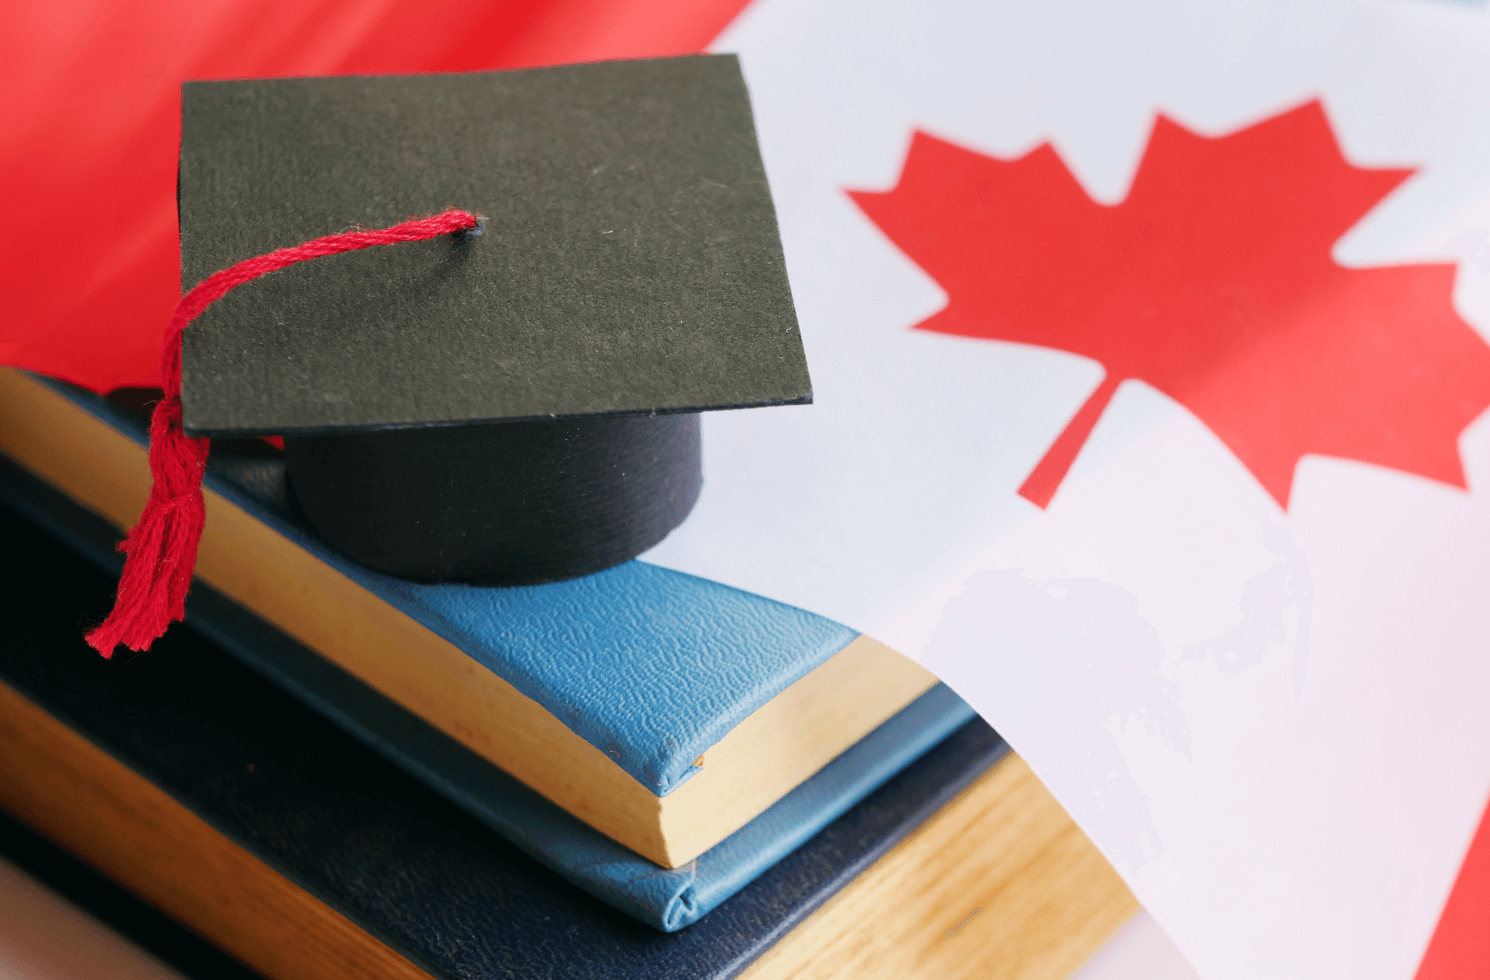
[
  {"xmin": 175, "ymin": 573, "xmax": 973, "ymax": 931},
  {"xmin": 44, "ymin": 375, "xmax": 859, "ymax": 796},
  {"xmin": 0, "ymin": 494, "xmax": 1009, "ymax": 978},
  {"xmin": 5, "ymin": 382, "xmax": 975, "ymax": 930}
]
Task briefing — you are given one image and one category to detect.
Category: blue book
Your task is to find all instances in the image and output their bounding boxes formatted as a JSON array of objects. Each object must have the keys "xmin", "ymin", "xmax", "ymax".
[
  {"xmin": 0, "ymin": 368, "xmax": 972, "ymax": 930},
  {"xmin": 0, "ymin": 490, "xmax": 1009, "ymax": 980}
]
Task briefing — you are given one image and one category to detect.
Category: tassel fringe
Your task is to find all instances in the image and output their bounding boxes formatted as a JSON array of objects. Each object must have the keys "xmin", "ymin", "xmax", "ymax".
[{"xmin": 86, "ymin": 397, "xmax": 210, "ymax": 655}]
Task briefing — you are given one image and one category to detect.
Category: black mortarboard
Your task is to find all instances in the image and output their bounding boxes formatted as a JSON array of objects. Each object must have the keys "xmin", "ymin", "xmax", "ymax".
[{"xmin": 176, "ymin": 55, "xmax": 810, "ymax": 585}]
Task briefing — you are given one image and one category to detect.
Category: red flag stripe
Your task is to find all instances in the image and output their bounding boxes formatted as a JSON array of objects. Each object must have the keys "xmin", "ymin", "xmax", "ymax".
[{"xmin": 1416, "ymin": 792, "xmax": 1490, "ymax": 979}]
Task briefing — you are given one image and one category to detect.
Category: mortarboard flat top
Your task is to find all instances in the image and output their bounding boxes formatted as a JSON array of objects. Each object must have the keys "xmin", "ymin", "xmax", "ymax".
[{"xmin": 177, "ymin": 54, "xmax": 809, "ymax": 438}]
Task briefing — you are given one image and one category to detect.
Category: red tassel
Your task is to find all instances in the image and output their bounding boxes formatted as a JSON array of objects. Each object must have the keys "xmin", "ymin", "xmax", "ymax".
[{"xmin": 87, "ymin": 209, "xmax": 480, "ymax": 656}]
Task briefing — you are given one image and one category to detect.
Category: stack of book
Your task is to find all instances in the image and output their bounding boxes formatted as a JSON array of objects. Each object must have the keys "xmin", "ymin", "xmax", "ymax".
[{"xmin": 0, "ymin": 366, "xmax": 1135, "ymax": 977}]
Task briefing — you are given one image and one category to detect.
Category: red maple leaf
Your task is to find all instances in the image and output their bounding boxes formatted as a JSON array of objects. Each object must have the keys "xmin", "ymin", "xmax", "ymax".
[{"xmin": 849, "ymin": 102, "xmax": 1490, "ymax": 508}]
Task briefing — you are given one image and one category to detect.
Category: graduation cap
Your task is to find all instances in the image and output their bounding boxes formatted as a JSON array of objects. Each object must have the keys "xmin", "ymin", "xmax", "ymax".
[{"xmin": 87, "ymin": 55, "xmax": 810, "ymax": 655}]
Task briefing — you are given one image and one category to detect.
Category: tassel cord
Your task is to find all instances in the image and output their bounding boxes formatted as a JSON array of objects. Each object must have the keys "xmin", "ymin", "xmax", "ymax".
[{"xmin": 86, "ymin": 209, "xmax": 480, "ymax": 656}]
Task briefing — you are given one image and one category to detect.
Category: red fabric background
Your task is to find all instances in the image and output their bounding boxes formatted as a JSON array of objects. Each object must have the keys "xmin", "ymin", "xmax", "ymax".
[{"xmin": 0, "ymin": 0, "xmax": 751, "ymax": 393}]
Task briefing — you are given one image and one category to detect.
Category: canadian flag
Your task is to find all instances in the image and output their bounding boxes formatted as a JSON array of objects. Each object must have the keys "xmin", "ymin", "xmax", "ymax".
[
  {"xmin": 5, "ymin": 1, "xmax": 1490, "ymax": 978},
  {"xmin": 657, "ymin": 3, "xmax": 1490, "ymax": 977}
]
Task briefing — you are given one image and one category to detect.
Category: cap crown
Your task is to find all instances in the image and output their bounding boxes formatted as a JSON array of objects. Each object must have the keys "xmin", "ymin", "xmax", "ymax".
[{"xmin": 178, "ymin": 55, "xmax": 809, "ymax": 437}]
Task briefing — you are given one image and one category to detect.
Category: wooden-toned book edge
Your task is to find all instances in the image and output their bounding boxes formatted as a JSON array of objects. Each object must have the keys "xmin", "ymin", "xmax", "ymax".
[
  {"xmin": 0, "ymin": 680, "xmax": 428, "ymax": 980},
  {"xmin": 0, "ymin": 677, "xmax": 1136, "ymax": 980},
  {"xmin": 738, "ymin": 755, "xmax": 1140, "ymax": 980},
  {"xmin": 0, "ymin": 366, "xmax": 937, "ymax": 867}
]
